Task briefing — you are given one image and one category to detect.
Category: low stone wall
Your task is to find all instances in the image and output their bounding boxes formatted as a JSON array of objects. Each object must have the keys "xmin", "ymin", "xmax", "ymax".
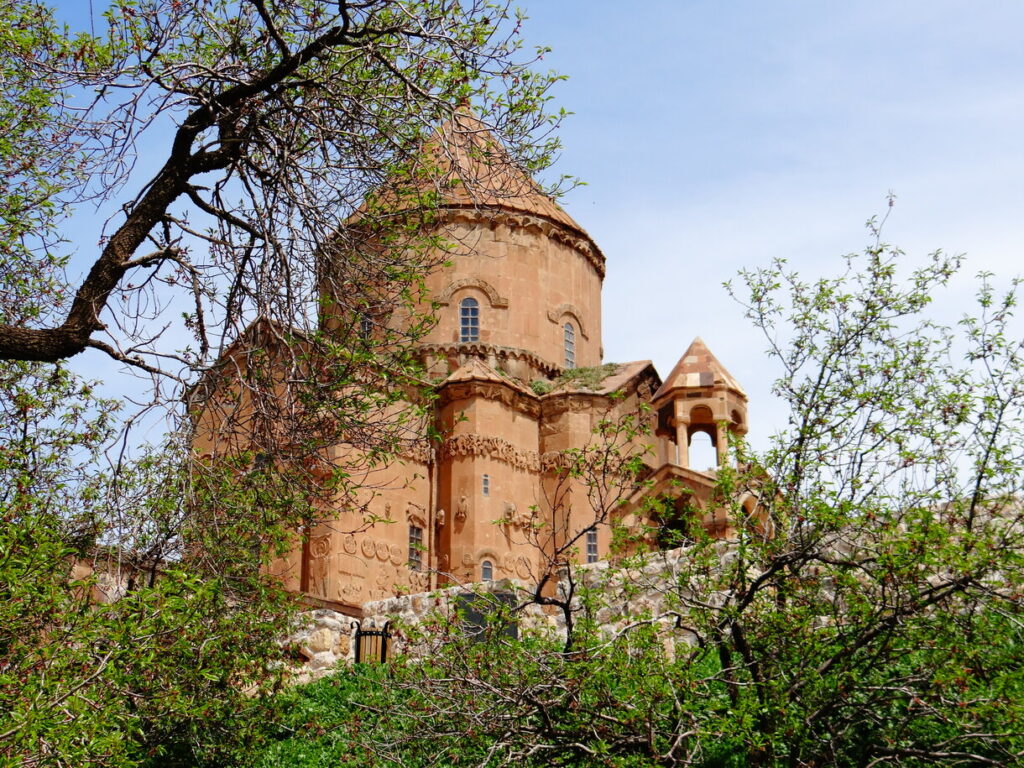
[
  {"xmin": 361, "ymin": 578, "xmax": 558, "ymax": 655},
  {"xmin": 286, "ymin": 608, "xmax": 357, "ymax": 684},
  {"xmin": 288, "ymin": 542, "xmax": 726, "ymax": 679}
]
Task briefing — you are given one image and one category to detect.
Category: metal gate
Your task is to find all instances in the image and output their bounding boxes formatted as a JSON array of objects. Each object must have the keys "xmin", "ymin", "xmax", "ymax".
[{"xmin": 352, "ymin": 620, "xmax": 391, "ymax": 663}]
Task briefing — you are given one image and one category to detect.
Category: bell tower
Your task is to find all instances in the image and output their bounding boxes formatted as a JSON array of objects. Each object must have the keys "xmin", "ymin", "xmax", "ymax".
[{"xmin": 651, "ymin": 338, "xmax": 747, "ymax": 471}]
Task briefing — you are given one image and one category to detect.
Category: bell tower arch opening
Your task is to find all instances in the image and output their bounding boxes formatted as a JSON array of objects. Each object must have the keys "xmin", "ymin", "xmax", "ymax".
[
  {"xmin": 650, "ymin": 338, "xmax": 749, "ymax": 473},
  {"xmin": 688, "ymin": 430, "xmax": 717, "ymax": 472}
]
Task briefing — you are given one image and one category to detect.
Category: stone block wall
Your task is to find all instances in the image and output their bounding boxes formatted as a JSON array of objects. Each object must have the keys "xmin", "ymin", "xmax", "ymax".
[
  {"xmin": 286, "ymin": 608, "xmax": 358, "ymax": 684},
  {"xmin": 286, "ymin": 542, "xmax": 730, "ymax": 679}
]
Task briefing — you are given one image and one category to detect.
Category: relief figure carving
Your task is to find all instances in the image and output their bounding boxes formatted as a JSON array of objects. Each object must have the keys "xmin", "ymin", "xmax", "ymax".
[
  {"xmin": 406, "ymin": 501, "xmax": 426, "ymax": 528},
  {"xmin": 308, "ymin": 535, "xmax": 332, "ymax": 598},
  {"xmin": 442, "ymin": 434, "xmax": 540, "ymax": 472},
  {"xmin": 502, "ymin": 500, "xmax": 534, "ymax": 530}
]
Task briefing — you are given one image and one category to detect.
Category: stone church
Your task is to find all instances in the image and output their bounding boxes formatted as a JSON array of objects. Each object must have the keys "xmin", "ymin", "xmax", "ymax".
[{"xmin": 195, "ymin": 111, "xmax": 751, "ymax": 616}]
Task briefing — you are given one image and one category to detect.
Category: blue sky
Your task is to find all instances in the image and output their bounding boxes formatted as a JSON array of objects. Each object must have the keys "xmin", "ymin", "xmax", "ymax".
[
  {"xmin": 515, "ymin": 1, "xmax": 1024, "ymax": 446},
  {"xmin": 49, "ymin": 1, "xmax": 1024, "ymax": 449}
]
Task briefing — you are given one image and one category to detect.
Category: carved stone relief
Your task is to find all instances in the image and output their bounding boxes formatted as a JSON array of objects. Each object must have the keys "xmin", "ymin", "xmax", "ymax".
[
  {"xmin": 308, "ymin": 535, "xmax": 332, "ymax": 598},
  {"xmin": 336, "ymin": 579, "xmax": 364, "ymax": 603},
  {"xmin": 515, "ymin": 556, "xmax": 532, "ymax": 580},
  {"xmin": 540, "ymin": 451, "xmax": 571, "ymax": 473},
  {"xmin": 406, "ymin": 501, "xmax": 427, "ymax": 528},
  {"xmin": 390, "ymin": 544, "xmax": 404, "ymax": 566},
  {"xmin": 398, "ymin": 441, "xmax": 432, "ymax": 464},
  {"xmin": 375, "ymin": 564, "xmax": 398, "ymax": 590},
  {"xmin": 442, "ymin": 434, "xmax": 540, "ymax": 472},
  {"xmin": 502, "ymin": 500, "xmax": 534, "ymax": 530},
  {"xmin": 456, "ymin": 494, "xmax": 469, "ymax": 522}
]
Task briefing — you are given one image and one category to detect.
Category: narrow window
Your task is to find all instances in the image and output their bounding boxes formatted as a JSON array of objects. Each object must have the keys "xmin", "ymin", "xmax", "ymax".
[
  {"xmin": 586, "ymin": 528, "xmax": 599, "ymax": 563},
  {"xmin": 460, "ymin": 297, "xmax": 480, "ymax": 342},
  {"xmin": 482, "ymin": 474, "xmax": 490, "ymax": 497},
  {"xmin": 408, "ymin": 525, "xmax": 423, "ymax": 570},
  {"xmin": 481, "ymin": 560, "xmax": 493, "ymax": 581},
  {"xmin": 358, "ymin": 313, "xmax": 373, "ymax": 340},
  {"xmin": 564, "ymin": 322, "xmax": 576, "ymax": 369}
]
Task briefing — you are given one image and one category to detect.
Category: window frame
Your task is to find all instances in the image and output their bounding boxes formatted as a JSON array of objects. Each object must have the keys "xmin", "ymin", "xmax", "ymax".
[
  {"xmin": 460, "ymin": 297, "xmax": 480, "ymax": 342},
  {"xmin": 585, "ymin": 527, "xmax": 599, "ymax": 563},
  {"xmin": 564, "ymin": 321, "xmax": 576, "ymax": 369},
  {"xmin": 408, "ymin": 525, "xmax": 424, "ymax": 570},
  {"xmin": 358, "ymin": 313, "xmax": 373, "ymax": 341}
]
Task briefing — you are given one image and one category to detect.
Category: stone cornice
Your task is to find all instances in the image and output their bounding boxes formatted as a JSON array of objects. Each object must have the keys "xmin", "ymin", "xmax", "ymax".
[
  {"xmin": 416, "ymin": 342, "xmax": 561, "ymax": 378},
  {"xmin": 436, "ymin": 378, "xmax": 541, "ymax": 418},
  {"xmin": 438, "ymin": 206, "xmax": 606, "ymax": 280}
]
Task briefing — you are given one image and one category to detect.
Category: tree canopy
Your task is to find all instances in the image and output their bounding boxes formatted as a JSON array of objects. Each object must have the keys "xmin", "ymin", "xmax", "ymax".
[
  {"xmin": 0, "ymin": 0, "xmax": 566, "ymax": 371},
  {"xmin": 255, "ymin": 233, "xmax": 1024, "ymax": 767},
  {"xmin": 0, "ymin": 2, "xmax": 567, "ymax": 765}
]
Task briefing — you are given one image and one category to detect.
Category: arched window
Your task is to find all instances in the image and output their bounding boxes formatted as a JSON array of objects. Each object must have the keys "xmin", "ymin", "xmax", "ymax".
[
  {"xmin": 564, "ymin": 322, "xmax": 576, "ymax": 369},
  {"xmin": 481, "ymin": 560, "xmax": 493, "ymax": 581},
  {"xmin": 460, "ymin": 297, "xmax": 479, "ymax": 342}
]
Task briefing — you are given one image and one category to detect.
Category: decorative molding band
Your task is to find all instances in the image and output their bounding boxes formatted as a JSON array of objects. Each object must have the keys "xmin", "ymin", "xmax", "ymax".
[
  {"xmin": 441, "ymin": 434, "xmax": 540, "ymax": 472},
  {"xmin": 397, "ymin": 440, "xmax": 433, "ymax": 465},
  {"xmin": 546, "ymin": 303, "xmax": 590, "ymax": 340},
  {"xmin": 438, "ymin": 380, "xmax": 541, "ymax": 418},
  {"xmin": 539, "ymin": 451, "xmax": 574, "ymax": 473},
  {"xmin": 416, "ymin": 342, "xmax": 561, "ymax": 378},
  {"xmin": 438, "ymin": 434, "xmax": 574, "ymax": 475},
  {"xmin": 435, "ymin": 278, "xmax": 509, "ymax": 308},
  {"xmin": 438, "ymin": 207, "xmax": 606, "ymax": 279}
]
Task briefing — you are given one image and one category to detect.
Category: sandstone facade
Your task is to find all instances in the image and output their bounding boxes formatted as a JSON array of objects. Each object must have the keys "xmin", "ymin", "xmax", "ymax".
[{"xmin": 197, "ymin": 110, "xmax": 752, "ymax": 617}]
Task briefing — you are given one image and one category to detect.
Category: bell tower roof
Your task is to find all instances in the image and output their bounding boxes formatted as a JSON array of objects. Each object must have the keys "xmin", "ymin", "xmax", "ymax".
[{"xmin": 652, "ymin": 337, "xmax": 746, "ymax": 402}]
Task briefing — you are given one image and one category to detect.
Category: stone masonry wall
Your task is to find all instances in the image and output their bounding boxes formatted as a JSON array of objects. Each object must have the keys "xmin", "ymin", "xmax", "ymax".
[{"xmin": 287, "ymin": 541, "xmax": 730, "ymax": 680}]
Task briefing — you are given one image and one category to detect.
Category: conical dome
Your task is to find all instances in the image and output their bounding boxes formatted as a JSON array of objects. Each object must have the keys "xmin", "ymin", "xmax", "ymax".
[
  {"xmin": 356, "ymin": 108, "xmax": 597, "ymax": 248},
  {"xmin": 415, "ymin": 109, "xmax": 591, "ymax": 237},
  {"xmin": 342, "ymin": 106, "xmax": 606, "ymax": 380}
]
